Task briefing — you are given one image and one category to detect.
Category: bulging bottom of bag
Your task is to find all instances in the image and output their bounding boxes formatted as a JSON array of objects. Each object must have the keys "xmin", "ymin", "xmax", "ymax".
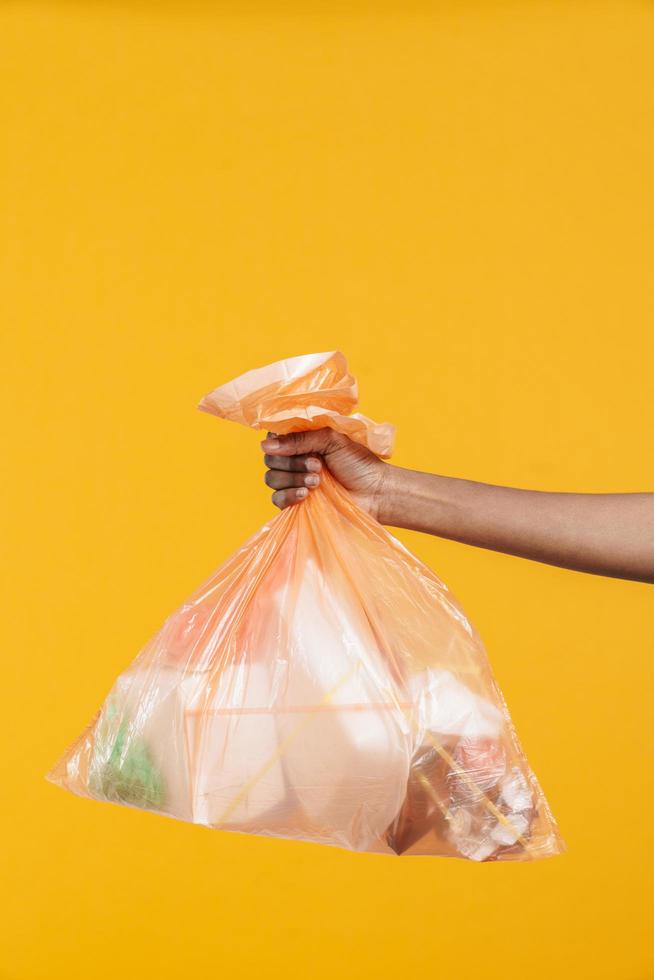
[{"xmin": 47, "ymin": 655, "xmax": 564, "ymax": 861}]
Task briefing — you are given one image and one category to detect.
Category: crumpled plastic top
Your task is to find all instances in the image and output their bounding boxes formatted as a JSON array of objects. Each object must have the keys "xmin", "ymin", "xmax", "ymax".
[{"xmin": 198, "ymin": 350, "xmax": 395, "ymax": 458}]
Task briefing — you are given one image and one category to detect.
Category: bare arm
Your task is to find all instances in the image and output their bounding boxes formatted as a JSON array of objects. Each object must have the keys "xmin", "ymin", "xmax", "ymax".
[
  {"xmin": 260, "ymin": 430, "xmax": 654, "ymax": 585},
  {"xmin": 381, "ymin": 467, "xmax": 654, "ymax": 584}
]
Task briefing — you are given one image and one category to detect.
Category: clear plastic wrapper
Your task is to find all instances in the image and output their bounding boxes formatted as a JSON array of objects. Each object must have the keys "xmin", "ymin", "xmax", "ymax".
[{"xmin": 48, "ymin": 351, "xmax": 564, "ymax": 860}]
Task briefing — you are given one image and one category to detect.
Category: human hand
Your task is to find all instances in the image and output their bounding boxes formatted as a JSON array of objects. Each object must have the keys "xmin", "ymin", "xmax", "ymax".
[{"xmin": 261, "ymin": 428, "xmax": 390, "ymax": 520}]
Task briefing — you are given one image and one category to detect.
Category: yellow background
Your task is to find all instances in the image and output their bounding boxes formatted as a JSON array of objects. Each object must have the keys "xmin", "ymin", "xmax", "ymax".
[{"xmin": 1, "ymin": 3, "xmax": 653, "ymax": 978}]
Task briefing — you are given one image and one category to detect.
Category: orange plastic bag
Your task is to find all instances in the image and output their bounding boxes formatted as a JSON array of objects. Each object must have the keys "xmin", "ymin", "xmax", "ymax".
[{"xmin": 48, "ymin": 351, "xmax": 564, "ymax": 860}]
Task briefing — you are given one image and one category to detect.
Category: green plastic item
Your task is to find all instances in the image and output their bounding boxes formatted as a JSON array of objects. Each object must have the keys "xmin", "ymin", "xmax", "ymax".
[{"xmin": 92, "ymin": 722, "xmax": 165, "ymax": 811}]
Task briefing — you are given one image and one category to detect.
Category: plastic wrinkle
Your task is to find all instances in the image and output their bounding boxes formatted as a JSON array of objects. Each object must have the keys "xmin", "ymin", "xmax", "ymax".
[{"xmin": 48, "ymin": 351, "xmax": 565, "ymax": 861}]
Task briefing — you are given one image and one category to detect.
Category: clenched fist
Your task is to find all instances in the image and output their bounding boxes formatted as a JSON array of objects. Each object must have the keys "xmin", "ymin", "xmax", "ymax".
[{"xmin": 261, "ymin": 428, "xmax": 389, "ymax": 520}]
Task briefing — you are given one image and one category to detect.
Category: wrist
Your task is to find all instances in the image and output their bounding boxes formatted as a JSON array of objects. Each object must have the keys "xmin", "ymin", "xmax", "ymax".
[{"xmin": 376, "ymin": 464, "xmax": 406, "ymax": 526}]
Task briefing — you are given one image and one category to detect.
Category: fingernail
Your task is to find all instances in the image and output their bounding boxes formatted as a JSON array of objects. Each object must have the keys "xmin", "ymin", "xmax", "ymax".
[
  {"xmin": 305, "ymin": 475, "xmax": 320, "ymax": 487},
  {"xmin": 305, "ymin": 458, "xmax": 322, "ymax": 473},
  {"xmin": 297, "ymin": 487, "xmax": 309, "ymax": 498},
  {"xmin": 262, "ymin": 438, "xmax": 280, "ymax": 451}
]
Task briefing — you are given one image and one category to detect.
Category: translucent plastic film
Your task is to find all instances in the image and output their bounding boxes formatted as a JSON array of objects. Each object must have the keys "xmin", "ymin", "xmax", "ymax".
[{"xmin": 48, "ymin": 351, "xmax": 564, "ymax": 860}]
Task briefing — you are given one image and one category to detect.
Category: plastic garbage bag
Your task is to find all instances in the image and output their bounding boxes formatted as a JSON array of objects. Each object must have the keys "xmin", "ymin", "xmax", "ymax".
[{"xmin": 48, "ymin": 351, "xmax": 564, "ymax": 860}]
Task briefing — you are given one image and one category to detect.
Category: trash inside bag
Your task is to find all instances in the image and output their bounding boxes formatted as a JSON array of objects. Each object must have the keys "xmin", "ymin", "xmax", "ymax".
[{"xmin": 48, "ymin": 351, "xmax": 564, "ymax": 861}]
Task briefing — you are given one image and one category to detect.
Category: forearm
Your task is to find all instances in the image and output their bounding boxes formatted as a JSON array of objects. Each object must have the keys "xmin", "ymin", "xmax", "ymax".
[{"xmin": 380, "ymin": 466, "xmax": 654, "ymax": 584}]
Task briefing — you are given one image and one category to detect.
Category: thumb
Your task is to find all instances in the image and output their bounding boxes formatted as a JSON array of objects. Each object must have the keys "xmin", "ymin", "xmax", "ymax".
[{"xmin": 260, "ymin": 428, "xmax": 341, "ymax": 457}]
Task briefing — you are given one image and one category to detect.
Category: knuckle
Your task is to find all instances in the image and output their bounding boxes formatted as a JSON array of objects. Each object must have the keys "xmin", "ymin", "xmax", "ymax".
[
  {"xmin": 278, "ymin": 432, "xmax": 296, "ymax": 450},
  {"xmin": 265, "ymin": 470, "xmax": 289, "ymax": 489},
  {"xmin": 295, "ymin": 431, "xmax": 318, "ymax": 453},
  {"xmin": 292, "ymin": 433, "xmax": 315, "ymax": 456},
  {"xmin": 273, "ymin": 471, "xmax": 290, "ymax": 490},
  {"xmin": 316, "ymin": 427, "xmax": 336, "ymax": 450}
]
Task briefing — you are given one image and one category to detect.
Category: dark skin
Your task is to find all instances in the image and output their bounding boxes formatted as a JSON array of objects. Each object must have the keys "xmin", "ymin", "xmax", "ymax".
[{"xmin": 261, "ymin": 428, "xmax": 654, "ymax": 585}]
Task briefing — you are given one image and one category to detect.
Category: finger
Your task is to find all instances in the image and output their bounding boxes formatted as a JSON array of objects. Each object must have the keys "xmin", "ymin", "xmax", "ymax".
[
  {"xmin": 271, "ymin": 487, "xmax": 309, "ymax": 509},
  {"xmin": 265, "ymin": 469, "xmax": 321, "ymax": 491},
  {"xmin": 260, "ymin": 428, "xmax": 341, "ymax": 457},
  {"xmin": 263, "ymin": 453, "xmax": 322, "ymax": 474}
]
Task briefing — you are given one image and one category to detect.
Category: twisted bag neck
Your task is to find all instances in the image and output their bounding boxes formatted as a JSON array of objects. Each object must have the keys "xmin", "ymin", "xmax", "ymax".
[{"xmin": 198, "ymin": 350, "xmax": 395, "ymax": 459}]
